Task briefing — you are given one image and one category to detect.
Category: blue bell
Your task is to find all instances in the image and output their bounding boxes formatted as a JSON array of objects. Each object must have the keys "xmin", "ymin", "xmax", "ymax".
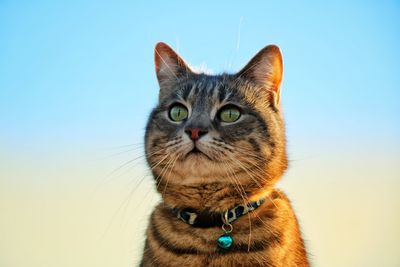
[{"xmin": 217, "ymin": 234, "xmax": 233, "ymax": 249}]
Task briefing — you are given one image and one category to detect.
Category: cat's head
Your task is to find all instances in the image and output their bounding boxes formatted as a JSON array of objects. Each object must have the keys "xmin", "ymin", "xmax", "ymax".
[{"xmin": 145, "ymin": 42, "xmax": 287, "ymax": 209}]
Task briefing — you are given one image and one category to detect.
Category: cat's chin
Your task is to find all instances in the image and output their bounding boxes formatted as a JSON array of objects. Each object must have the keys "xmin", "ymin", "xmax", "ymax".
[
  {"xmin": 184, "ymin": 151, "xmax": 211, "ymax": 161},
  {"xmin": 173, "ymin": 157, "xmax": 226, "ymax": 181},
  {"xmin": 182, "ymin": 145, "xmax": 213, "ymax": 161}
]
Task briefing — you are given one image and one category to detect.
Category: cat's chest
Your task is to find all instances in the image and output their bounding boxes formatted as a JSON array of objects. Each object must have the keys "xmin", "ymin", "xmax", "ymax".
[{"xmin": 147, "ymin": 206, "xmax": 277, "ymax": 266}]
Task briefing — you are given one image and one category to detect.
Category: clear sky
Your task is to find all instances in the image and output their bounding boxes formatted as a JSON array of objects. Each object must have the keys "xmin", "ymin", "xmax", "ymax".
[{"xmin": 1, "ymin": 1, "xmax": 399, "ymax": 267}]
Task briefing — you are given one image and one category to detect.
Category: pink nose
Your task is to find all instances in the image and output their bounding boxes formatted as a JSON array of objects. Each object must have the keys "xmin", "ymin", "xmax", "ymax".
[{"xmin": 185, "ymin": 128, "xmax": 208, "ymax": 141}]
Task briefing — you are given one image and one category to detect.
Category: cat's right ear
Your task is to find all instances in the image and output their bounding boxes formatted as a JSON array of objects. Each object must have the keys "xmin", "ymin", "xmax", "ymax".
[
  {"xmin": 154, "ymin": 42, "xmax": 192, "ymax": 96},
  {"xmin": 237, "ymin": 45, "xmax": 283, "ymax": 107}
]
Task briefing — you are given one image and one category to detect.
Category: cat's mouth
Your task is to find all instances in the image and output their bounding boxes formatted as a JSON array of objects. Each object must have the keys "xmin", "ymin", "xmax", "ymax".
[
  {"xmin": 185, "ymin": 145, "xmax": 212, "ymax": 160},
  {"xmin": 191, "ymin": 147, "xmax": 201, "ymax": 153}
]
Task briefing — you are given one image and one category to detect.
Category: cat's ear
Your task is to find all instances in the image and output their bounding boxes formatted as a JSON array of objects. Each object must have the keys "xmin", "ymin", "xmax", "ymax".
[
  {"xmin": 237, "ymin": 45, "xmax": 283, "ymax": 106},
  {"xmin": 154, "ymin": 42, "xmax": 192, "ymax": 93}
]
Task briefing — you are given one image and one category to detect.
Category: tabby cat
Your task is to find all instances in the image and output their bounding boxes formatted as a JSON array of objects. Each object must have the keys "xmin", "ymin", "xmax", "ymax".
[{"xmin": 140, "ymin": 42, "xmax": 309, "ymax": 266}]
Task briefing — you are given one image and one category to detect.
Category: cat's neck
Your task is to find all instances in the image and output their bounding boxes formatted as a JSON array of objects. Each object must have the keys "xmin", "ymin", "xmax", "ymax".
[{"xmin": 158, "ymin": 180, "xmax": 273, "ymax": 213}]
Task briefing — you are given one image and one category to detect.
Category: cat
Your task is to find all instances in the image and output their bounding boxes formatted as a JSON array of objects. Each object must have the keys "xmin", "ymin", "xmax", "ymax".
[{"xmin": 140, "ymin": 42, "xmax": 309, "ymax": 266}]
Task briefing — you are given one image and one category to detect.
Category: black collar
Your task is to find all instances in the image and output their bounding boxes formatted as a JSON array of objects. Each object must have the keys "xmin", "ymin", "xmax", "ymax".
[{"xmin": 171, "ymin": 198, "xmax": 266, "ymax": 228}]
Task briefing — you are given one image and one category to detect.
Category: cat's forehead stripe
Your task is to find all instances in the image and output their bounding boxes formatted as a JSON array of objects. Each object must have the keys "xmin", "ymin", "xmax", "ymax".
[
  {"xmin": 205, "ymin": 80, "xmax": 214, "ymax": 93},
  {"xmin": 212, "ymin": 82, "xmax": 220, "ymax": 101},
  {"xmin": 177, "ymin": 77, "xmax": 237, "ymax": 106},
  {"xmin": 218, "ymin": 84, "xmax": 227, "ymax": 103},
  {"xmin": 180, "ymin": 83, "xmax": 194, "ymax": 101}
]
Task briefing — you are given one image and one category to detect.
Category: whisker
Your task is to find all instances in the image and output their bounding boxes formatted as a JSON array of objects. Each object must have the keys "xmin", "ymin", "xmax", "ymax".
[
  {"xmin": 155, "ymin": 154, "xmax": 177, "ymax": 192},
  {"xmin": 101, "ymin": 142, "xmax": 144, "ymax": 151},
  {"xmin": 221, "ymin": 160, "xmax": 250, "ymax": 206},
  {"xmin": 162, "ymin": 154, "xmax": 180, "ymax": 196},
  {"xmin": 119, "ymin": 173, "xmax": 153, "ymax": 222},
  {"xmin": 96, "ymin": 147, "xmax": 144, "ymax": 161},
  {"xmin": 222, "ymin": 160, "xmax": 253, "ymax": 251},
  {"xmin": 101, "ymin": 172, "xmax": 154, "ymax": 239},
  {"xmin": 228, "ymin": 156, "xmax": 263, "ymax": 187}
]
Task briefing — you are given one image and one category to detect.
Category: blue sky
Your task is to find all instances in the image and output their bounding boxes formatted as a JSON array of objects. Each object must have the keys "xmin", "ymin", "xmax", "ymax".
[
  {"xmin": 0, "ymin": 1, "xmax": 399, "ymax": 266},
  {"xmin": 1, "ymin": 1, "xmax": 399, "ymax": 152}
]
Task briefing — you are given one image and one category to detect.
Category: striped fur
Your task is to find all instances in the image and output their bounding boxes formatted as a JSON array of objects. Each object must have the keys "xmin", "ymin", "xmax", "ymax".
[{"xmin": 141, "ymin": 43, "xmax": 309, "ymax": 266}]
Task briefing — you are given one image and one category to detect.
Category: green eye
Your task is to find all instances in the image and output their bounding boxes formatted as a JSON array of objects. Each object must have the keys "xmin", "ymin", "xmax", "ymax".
[
  {"xmin": 169, "ymin": 104, "xmax": 188, "ymax": 122},
  {"xmin": 219, "ymin": 106, "xmax": 241, "ymax": 122}
]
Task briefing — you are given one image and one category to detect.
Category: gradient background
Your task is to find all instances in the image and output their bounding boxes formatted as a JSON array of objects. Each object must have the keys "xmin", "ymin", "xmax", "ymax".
[{"xmin": 1, "ymin": 1, "xmax": 399, "ymax": 267}]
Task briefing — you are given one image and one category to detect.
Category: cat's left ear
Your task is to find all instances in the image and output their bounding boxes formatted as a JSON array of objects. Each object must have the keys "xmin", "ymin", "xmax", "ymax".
[
  {"xmin": 154, "ymin": 42, "xmax": 192, "ymax": 95},
  {"xmin": 237, "ymin": 45, "xmax": 283, "ymax": 106}
]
